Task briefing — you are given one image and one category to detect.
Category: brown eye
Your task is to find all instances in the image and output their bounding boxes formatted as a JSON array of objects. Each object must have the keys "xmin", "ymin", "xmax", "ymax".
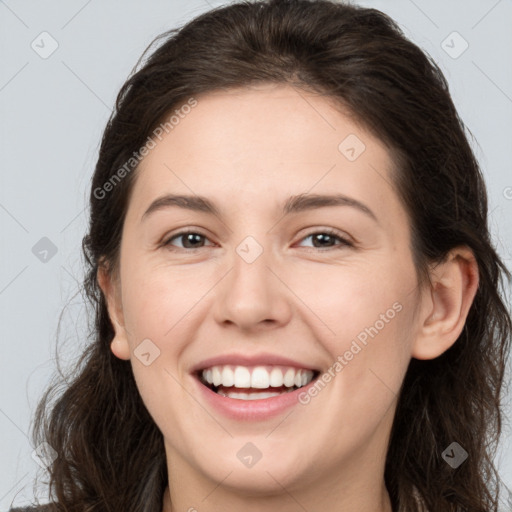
[
  {"xmin": 162, "ymin": 228, "xmax": 353, "ymax": 252},
  {"xmin": 163, "ymin": 231, "xmax": 213, "ymax": 250},
  {"xmin": 297, "ymin": 230, "xmax": 353, "ymax": 250}
]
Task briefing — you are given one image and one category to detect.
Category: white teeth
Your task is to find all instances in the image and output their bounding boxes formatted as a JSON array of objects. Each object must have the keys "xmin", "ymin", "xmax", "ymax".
[
  {"xmin": 212, "ymin": 366, "xmax": 222, "ymax": 386},
  {"xmin": 269, "ymin": 367, "xmax": 283, "ymax": 387},
  {"xmin": 233, "ymin": 366, "xmax": 251, "ymax": 388},
  {"xmin": 221, "ymin": 366, "xmax": 234, "ymax": 387},
  {"xmin": 251, "ymin": 366, "xmax": 270, "ymax": 388},
  {"xmin": 200, "ymin": 365, "xmax": 315, "ymax": 390},
  {"xmin": 283, "ymin": 368, "xmax": 295, "ymax": 387}
]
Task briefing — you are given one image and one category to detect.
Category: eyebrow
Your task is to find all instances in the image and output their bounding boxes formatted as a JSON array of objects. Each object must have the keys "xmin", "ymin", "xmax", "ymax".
[{"xmin": 141, "ymin": 193, "xmax": 378, "ymax": 223}]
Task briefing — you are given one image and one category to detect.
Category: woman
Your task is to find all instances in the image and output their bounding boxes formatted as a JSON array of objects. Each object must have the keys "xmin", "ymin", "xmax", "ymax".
[{"xmin": 11, "ymin": 0, "xmax": 511, "ymax": 511}]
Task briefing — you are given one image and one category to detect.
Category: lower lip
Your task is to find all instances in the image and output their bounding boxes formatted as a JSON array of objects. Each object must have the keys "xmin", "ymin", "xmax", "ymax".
[{"xmin": 192, "ymin": 375, "xmax": 317, "ymax": 421}]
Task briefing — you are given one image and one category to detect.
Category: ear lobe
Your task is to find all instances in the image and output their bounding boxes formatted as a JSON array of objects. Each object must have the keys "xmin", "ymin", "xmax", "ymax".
[
  {"xmin": 97, "ymin": 264, "xmax": 131, "ymax": 361},
  {"xmin": 411, "ymin": 247, "xmax": 479, "ymax": 360}
]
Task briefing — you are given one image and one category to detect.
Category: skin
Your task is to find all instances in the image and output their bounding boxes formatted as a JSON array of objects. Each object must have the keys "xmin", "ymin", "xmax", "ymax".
[{"xmin": 97, "ymin": 83, "xmax": 479, "ymax": 512}]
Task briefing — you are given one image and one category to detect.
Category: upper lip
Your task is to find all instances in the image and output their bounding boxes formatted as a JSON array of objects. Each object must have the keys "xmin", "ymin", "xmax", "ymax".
[{"xmin": 190, "ymin": 353, "xmax": 321, "ymax": 374}]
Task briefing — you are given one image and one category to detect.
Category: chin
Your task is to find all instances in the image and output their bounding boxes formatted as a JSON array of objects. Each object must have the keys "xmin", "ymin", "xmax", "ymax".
[{"xmin": 198, "ymin": 448, "xmax": 309, "ymax": 495}]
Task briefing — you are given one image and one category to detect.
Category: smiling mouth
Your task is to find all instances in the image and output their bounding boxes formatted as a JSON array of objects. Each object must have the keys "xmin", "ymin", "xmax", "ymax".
[{"xmin": 195, "ymin": 364, "xmax": 321, "ymax": 400}]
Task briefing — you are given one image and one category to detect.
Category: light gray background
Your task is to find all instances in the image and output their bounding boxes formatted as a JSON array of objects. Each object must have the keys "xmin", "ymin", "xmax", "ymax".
[{"xmin": 1, "ymin": 0, "xmax": 511, "ymax": 509}]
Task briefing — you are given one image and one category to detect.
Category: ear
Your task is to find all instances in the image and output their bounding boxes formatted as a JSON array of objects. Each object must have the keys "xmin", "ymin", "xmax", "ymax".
[
  {"xmin": 412, "ymin": 246, "xmax": 479, "ymax": 360},
  {"xmin": 97, "ymin": 263, "xmax": 131, "ymax": 361}
]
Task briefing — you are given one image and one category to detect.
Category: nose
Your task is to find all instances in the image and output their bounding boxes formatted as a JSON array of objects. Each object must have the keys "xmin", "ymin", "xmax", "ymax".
[{"xmin": 212, "ymin": 239, "xmax": 293, "ymax": 333}]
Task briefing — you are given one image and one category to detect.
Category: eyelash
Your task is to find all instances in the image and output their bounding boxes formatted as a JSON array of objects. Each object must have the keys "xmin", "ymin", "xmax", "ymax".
[{"xmin": 161, "ymin": 228, "xmax": 353, "ymax": 252}]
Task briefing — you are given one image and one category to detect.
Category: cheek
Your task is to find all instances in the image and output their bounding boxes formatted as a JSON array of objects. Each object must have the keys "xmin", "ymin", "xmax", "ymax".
[
  {"xmin": 294, "ymin": 256, "xmax": 413, "ymax": 342},
  {"xmin": 120, "ymin": 261, "xmax": 207, "ymax": 343},
  {"xmin": 311, "ymin": 255, "xmax": 417, "ymax": 396},
  {"xmin": 310, "ymin": 295, "xmax": 415, "ymax": 460},
  {"xmin": 119, "ymin": 266, "xmax": 199, "ymax": 434}
]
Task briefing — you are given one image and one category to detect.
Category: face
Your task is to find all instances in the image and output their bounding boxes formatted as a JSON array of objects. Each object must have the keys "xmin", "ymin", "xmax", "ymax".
[{"xmin": 102, "ymin": 83, "xmax": 426, "ymax": 502}]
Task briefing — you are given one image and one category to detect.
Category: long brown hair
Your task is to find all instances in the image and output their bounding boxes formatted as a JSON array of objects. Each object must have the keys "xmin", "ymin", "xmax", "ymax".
[{"xmin": 28, "ymin": 1, "xmax": 511, "ymax": 511}]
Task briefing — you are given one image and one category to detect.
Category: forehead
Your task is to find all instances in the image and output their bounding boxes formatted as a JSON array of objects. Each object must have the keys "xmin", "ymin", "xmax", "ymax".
[
  {"xmin": 143, "ymin": 83, "xmax": 388, "ymax": 165},
  {"xmin": 127, "ymin": 84, "xmax": 403, "ymax": 226}
]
